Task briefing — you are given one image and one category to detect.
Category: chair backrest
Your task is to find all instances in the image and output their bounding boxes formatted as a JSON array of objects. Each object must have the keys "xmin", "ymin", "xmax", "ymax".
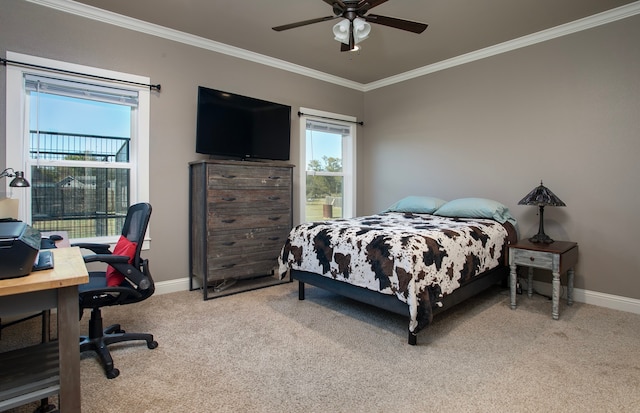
[{"xmin": 121, "ymin": 202, "xmax": 152, "ymax": 269}]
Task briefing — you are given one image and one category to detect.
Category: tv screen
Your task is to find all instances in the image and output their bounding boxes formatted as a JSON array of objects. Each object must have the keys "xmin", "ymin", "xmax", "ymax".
[{"xmin": 196, "ymin": 86, "xmax": 291, "ymax": 161}]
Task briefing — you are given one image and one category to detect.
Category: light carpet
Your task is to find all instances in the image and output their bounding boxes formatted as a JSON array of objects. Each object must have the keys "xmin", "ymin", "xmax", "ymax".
[{"xmin": 2, "ymin": 282, "xmax": 640, "ymax": 412}]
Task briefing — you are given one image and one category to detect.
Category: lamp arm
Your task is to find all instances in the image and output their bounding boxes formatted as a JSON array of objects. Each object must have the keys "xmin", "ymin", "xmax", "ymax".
[{"xmin": 0, "ymin": 168, "xmax": 16, "ymax": 179}]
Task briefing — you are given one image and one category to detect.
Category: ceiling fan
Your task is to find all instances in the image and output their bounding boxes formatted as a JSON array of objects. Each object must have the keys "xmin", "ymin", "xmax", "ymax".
[{"xmin": 272, "ymin": 0, "xmax": 428, "ymax": 52}]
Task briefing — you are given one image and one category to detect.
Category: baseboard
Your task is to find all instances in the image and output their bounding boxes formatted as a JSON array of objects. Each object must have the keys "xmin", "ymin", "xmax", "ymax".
[
  {"xmin": 531, "ymin": 280, "xmax": 640, "ymax": 315},
  {"xmin": 154, "ymin": 277, "xmax": 190, "ymax": 295}
]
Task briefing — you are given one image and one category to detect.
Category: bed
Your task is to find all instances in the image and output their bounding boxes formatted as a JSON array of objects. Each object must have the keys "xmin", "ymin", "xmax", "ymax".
[{"xmin": 278, "ymin": 197, "xmax": 518, "ymax": 345}]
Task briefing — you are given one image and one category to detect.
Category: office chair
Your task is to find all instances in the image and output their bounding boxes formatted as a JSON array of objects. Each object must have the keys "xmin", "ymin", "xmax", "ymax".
[{"xmin": 73, "ymin": 202, "xmax": 158, "ymax": 379}]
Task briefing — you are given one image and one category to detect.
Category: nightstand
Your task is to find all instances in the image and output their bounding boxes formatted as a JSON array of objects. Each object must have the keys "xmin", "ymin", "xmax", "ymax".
[{"xmin": 509, "ymin": 240, "xmax": 578, "ymax": 320}]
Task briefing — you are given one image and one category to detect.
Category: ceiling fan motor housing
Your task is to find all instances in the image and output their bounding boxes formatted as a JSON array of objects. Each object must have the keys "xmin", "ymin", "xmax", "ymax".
[{"xmin": 273, "ymin": 0, "xmax": 427, "ymax": 51}]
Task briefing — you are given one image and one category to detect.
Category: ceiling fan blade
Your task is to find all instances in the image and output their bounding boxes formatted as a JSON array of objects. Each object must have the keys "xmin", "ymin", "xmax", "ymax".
[
  {"xmin": 272, "ymin": 15, "xmax": 337, "ymax": 31},
  {"xmin": 365, "ymin": 14, "xmax": 428, "ymax": 33},
  {"xmin": 357, "ymin": 0, "xmax": 389, "ymax": 11}
]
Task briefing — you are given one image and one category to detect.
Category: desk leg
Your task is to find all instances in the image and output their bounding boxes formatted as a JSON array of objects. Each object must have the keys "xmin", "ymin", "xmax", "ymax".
[
  {"xmin": 527, "ymin": 267, "xmax": 534, "ymax": 298},
  {"xmin": 552, "ymin": 271, "xmax": 560, "ymax": 320},
  {"xmin": 510, "ymin": 262, "xmax": 517, "ymax": 310},
  {"xmin": 57, "ymin": 286, "xmax": 82, "ymax": 412},
  {"xmin": 567, "ymin": 267, "xmax": 574, "ymax": 306}
]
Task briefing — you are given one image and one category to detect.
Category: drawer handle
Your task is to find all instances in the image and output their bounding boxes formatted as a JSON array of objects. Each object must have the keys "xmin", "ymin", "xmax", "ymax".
[
  {"xmin": 268, "ymin": 196, "xmax": 281, "ymax": 201},
  {"xmin": 221, "ymin": 197, "xmax": 236, "ymax": 202},
  {"xmin": 221, "ymin": 174, "xmax": 236, "ymax": 179},
  {"xmin": 268, "ymin": 216, "xmax": 281, "ymax": 221},
  {"xmin": 221, "ymin": 263, "xmax": 236, "ymax": 269},
  {"xmin": 267, "ymin": 237, "xmax": 280, "ymax": 241},
  {"xmin": 268, "ymin": 176, "xmax": 281, "ymax": 180},
  {"xmin": 221, "ymin": 241, "xmax": 236, "ymax": 246},
  {"xmin": 221, "ymin": 219, "xmax": 237, "ymax": 224},
  {"xmin": 530, "ymin": 257, "xmax": 535, "ymax": 262}
]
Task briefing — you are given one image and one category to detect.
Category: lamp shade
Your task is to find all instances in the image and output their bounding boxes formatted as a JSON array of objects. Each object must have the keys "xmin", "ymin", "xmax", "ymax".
[
  {"xmin": 518, "ymin": 180, "xmax": 565, "ymax": 243},
  {"xmin": 352, "ymin": 17, "xmax": 371, "ymax": 44},
  {"xmin": 9, "ymin": 171, "xmax": 30, "ymax": 188},
  {"xmin": 333, "ymin": 19, "xmax": 350, "ymax": 44},
  {"xmin": 1, "ymin": 168, "xmax": 30, "ymax": 188},
  {"xmin": 518, "ymin": 181, "xmax": 565, "ymax": 207},
  {"xmin": 333, "ymin": 18, "xmax": 371, "ymax": 46}
]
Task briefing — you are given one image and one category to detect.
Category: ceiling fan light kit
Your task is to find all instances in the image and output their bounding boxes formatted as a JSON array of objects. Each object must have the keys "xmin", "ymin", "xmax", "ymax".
[
  {"xmin": 333, "ymin": 18, "xmax": 351, "ymax": 43},
  {"xmin": 333, "ymin": 17, "xmax": 370, "ymax": 45},
  {"xmin": 273, "ymin": 0, "xmax": 427, "ymax": 52}
]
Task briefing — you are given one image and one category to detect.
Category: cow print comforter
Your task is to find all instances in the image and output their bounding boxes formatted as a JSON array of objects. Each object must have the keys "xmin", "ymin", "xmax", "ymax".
[{"xmin": 278, "ymin": 212, "xmax": 514, "ymax": 333}]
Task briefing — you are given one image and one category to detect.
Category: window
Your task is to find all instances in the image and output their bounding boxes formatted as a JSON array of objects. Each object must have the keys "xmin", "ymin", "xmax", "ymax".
[
  {"xmin": 299, "ymin": 108, "xmax": 356, "ymax": 222},
  {"xmin": 5, "ymin": 52, "xmax": 150, "ymax": 243}
]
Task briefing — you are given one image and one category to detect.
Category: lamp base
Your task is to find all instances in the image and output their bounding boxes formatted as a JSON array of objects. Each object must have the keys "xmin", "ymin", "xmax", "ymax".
[
  {"xmin": 528, "ymin": 233, "xmax": 554, "ymax": 244},
  {"xmin": 528, "ymin": 204, "xmax": 555, "ymax": 243}
]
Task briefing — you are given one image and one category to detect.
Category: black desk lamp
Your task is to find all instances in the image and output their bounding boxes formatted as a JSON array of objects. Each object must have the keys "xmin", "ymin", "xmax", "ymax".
[
  {"xmin": 0, "ymin": 168, "xmax": 30, "ymax": 187},
  {"xmin": 518, "ymin": 180, "xmax": 565, "ymax": 244}
]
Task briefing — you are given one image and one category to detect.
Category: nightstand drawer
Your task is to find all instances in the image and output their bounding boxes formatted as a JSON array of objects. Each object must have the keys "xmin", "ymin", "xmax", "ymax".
[{"xmin": 511, "ymin": 248, "xmax": 554, "ymax": 270}]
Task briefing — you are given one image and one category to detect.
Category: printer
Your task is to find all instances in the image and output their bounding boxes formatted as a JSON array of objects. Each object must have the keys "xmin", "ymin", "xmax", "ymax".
[{"xmin": 0, "ymin": 221, "xmax": 41, "ymax": 279}]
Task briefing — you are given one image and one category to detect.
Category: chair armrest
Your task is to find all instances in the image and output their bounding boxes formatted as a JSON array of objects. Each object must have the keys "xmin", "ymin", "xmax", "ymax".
[
  {"xmin": 108, "ymin": 258, "xmax": 152, "ymax": 291},
  {"xmin": 82, "ymin": 254, "xmax": 129, "ymax": 265},
  {"xmin": 121, "ymin": 259, "xmax": 152, "ymax": 291},
  {"xmin": 82, "ymin": 254, "xmax": 152, "ymax": 291},
  {"xmin": 72, "ymin": 242, "xmax": 112, "ymax": 255}
]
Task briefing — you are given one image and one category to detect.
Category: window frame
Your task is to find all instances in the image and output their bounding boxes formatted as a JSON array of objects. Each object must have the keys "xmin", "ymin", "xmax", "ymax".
[
  {"xmin": 5, "ymin": 51, "xmax": 150, "ymax": 245},
  {"xmin": 299, "ymin": 107, "xmax": 357, "ymax": 222}
]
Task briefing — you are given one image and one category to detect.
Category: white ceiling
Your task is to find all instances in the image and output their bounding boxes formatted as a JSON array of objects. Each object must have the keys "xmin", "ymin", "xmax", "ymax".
[{"xmin": 64, "ymin": 0, "xmax": 638, "ymax": 85}]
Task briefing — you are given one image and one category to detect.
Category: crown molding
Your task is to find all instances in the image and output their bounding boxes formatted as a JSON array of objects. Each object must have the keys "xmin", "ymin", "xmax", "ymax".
[
  {"xmin": 25, "ymin": 0, "xmax": 365, "ymax": 91},
  {"xmin": 25, "ymin": 0, "xmax": 640, "ymax": 92},
  {"xmin": 365, "ymin": 1, "xmax": 640, "ymax": 91}
]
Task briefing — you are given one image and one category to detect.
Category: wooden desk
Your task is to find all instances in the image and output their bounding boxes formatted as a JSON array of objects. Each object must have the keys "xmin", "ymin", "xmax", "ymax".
[{"xmin": 0, "ymin": 247, "xmax": 88, "ymax": 412}]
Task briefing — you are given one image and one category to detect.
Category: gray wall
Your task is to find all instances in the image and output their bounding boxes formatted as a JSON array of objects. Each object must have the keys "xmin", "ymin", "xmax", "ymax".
[
  {"xmin": 2, "ymin": 1, "xmax": 639, "ymax": 300},
  {"xmin": 363, "ymin": 15, "xmax": 640, "ymax": 298},
  {"xmin": 0, "ymin": 0, "xmax": 364, "ymax": 284}
]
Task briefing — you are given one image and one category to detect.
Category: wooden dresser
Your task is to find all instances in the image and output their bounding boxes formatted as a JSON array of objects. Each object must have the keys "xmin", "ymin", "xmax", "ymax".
[{"xmin": 189, "ymin": 159, "xmax": 293, "ymax": 299}]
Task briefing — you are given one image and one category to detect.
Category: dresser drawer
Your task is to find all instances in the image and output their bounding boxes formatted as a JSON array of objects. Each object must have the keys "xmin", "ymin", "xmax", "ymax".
[
  {"xmin": 207, "ymin": 164, "xmax": 291, "ymax": 189},
  {"xmin": 511, "ymin": 248, "xmax": 554, "ymax": 270},
  {"xmin": 209, "ymin": 227, "xmax": 289, "ymax": 254},
  {"xmin": 208, "ymin": 210, "xmax": 291, "ymax": 230},
  {"xmin": 207, "ymin": 188, "xmax": 290, "ymax": 212},
  {"xmin": 206, "ymin": 256, "xmax": 281, "ymax": 282}
]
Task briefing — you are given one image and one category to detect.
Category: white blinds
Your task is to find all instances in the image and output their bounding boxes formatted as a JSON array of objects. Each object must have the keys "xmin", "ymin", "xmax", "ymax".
[
  {"xmin": 24, "ymin": 74, "xmax": 139, "ymax": 107},
  {"xmin": 306, "ymin": 119, "xmax": 351, "ymax": 136}
]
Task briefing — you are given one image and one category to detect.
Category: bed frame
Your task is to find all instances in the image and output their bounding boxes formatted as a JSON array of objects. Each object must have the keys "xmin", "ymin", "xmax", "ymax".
[{"xmin": 291, "ymin": 265, "xmax": 509, "ymax": 345}]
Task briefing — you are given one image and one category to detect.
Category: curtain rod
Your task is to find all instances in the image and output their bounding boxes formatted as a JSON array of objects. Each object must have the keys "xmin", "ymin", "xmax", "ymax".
[
  {"xmin": 298, "ymin": 111, "xmax": 363, "ymax": 126},
  {"xmin": 0, "ymin": 57, "xmax": 161, "ymax": 91}
]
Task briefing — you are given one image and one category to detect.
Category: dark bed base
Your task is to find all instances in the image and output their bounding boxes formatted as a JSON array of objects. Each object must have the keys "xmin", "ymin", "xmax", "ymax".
[{"xmin": 291, "ymin": 266, "xmax": 509, "ymax": 345}]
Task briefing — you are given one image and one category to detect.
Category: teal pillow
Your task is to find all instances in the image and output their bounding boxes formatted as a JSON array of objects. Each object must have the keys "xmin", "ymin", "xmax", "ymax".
[
  {"xmin": 384, "ymin": 196, "xmax": 447, "ymax": 214},
  {"xmin": 434, "ymin": 197, "xmax": 517, "ymax": 226}
]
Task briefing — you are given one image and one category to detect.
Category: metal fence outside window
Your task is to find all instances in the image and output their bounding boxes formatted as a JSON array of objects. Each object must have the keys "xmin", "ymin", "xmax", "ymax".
[{"xmin": 29, "ymin": 131, "xmax": 130, "ymax": 239}]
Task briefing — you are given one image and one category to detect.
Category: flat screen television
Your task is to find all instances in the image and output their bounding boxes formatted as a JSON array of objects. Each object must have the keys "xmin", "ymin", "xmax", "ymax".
[{"xmin": 196, "ymin": 86, "xmax": 291, "ymax": 161}]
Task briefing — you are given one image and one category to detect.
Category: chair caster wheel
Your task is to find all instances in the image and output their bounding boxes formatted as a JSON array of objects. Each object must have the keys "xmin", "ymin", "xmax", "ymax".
[
  {"xmin": 148, "ymin": 340, "xmax": 158, "ymax": 349},
  {"xmin": 106, "ymin": 368, "xmax": 120, "ymax": 379}
]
